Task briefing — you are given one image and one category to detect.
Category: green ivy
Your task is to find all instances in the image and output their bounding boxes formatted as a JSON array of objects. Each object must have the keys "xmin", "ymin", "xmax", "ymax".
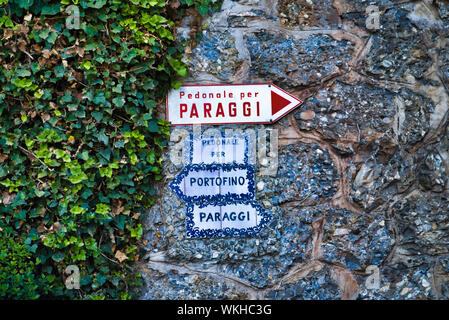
[
  {"xmin": 0, "ymin": 0, "xmax": 222, "ymax": 299},
  {"xmin": 0, "ymin": 227, "xmax": 51, "ymax": 299}
]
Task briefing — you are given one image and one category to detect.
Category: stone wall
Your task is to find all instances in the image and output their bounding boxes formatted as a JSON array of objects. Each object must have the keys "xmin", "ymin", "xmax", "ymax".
[{"xmin": 138, "ymin": 0, "xmax": 449, "ymax": 300}]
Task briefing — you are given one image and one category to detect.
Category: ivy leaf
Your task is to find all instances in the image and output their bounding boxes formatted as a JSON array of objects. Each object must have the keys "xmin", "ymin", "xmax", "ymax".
[
  {"xmin": 85, "ymin": 42, "xmax": 99, "ymax": 51},
  {"xmin": 114, "ymin": 140, "xmax": 125, "ymax": 149},
  {"xmin": 112, "ymin": 84, "xmax": 122, "ymax": 94},
  {"xmin": 122, "ymin": 49, "xmax": 137, "ymax": 63},
  {"xmin": 112, "ymin": 96, "xmax": 125, "ymax": 108},
  {"xmin": 0, "ymin": 167, "xmax": 7, "ymax": 178},
  {"xmin": 46, "ymin": 32, "xmax": 58, "ymax": 44},
  {"xmin": 55, "ymin": 149, "xmax": 65, "ymax": 159},
  {"xmin": 171, "ymin": 79, "xmax": 181, "ymax": 89},
  {"xmin": 81, "ymin": 189, "xmax": 93, "ymax": 200},
  {"xmin": 148, "ymin": 120, "xmax": 159, "ymax": 132},
  {"xmin": 129, "ymin": 153, "xmax": 138, "ymax": 165},
  {"xmin": 41, "ymin": 4, "xmax": 61, "ymax": 15},
  {"xmin": 13, "ymin": 78, "xmax": 33, "ymax": 89},
  {"xmin": 84, "ymin": 24, "xmax": 98, "ymax": 37},
  {"xmin": 28, "ymin": 244, "xmax": 38, "ymax": 253},
  {"xmin": 34, "ymin": 189, "xmax": 45, "ymax": 197},
  {"xmin": 130, "ymin": 224, "xmax": 143, "ymax": 239},
  {"xmin": 53, "ymin": 64, "xmax": 65, "ymax": 78},
  {"xmin": 51, "ymin": 252, "xmax": 65, "ymax": 262},
  {"xmin": 167, "ymin": 57, "xmax": 187, "ymax": 77},
  {"xmin": 62, "ymin": 91, "xmax": 72, "ymax": 103},
  {"xmin": 34, "ymin": 89, "xmax": 44, "ymax": 99},
  {"xmin": 18, "ymin": 0, "xmax": 34, "ymax": 9},
  {"xmin": 16, "ymin": 69, "xmax": 31, "ymax": 77},
  {"xmin": 68, "ymin": 172, "xmax": 88, "ymax": 184},
  {"xmin": 98, "ymin": 148, "xmax": 111, "ymax": 161},
  {"xmin": 70, "ymin": 206, "xmax": 86, "ymax": 215},
  {"xmin": 95, "ymin": 203, "xmax": 110, "ymax": 215},
  {"xmin": 81, "ymin": 61, "xmax": 92, "ymax": 70},
  {"xmin": 97, "ymin": 131, "xmax": 109, "ymax": 145},
  {"xmin": 93, "ymin": 92, "xmax": 106, "ymax": 105},
  {"xmin": 86, "ymin": 0, "xmax": 107, "ymax": 9},
  {"xmin": 114, "ymin": 215, "xmax": 126, "ymax": 230},
  {"xmin": 142, "ymin": 79, "xmax": 157, "ymax": 90},
  {"xmin": 99, "ymin": 167, "xmax": 113, "ymax": 178},
  {"xmin": 197, "ymin": 5, "xmax": 209, "ymax": 15},
  {"xmin": 146, "ymin": 149, "xmax": 156, "ymax": 164},
  {"xmin": 0, "ymin": 16, "xmax": 14, "ymax": 28},
  {"xmin": 37, "ymin": 129, "xmax": 62, "ymax": 143},
  {"xmin": 92, "ymin": 112, "xmax": 103, "ymax": 122}
]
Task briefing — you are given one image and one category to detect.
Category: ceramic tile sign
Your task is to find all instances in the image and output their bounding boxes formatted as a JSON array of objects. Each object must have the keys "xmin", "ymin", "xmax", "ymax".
[
  {"xmin": 184, "ymin": 130, "xmax": 255, "ymax": 165},
  {"xmin": 185, "ymin": 200, "xmax": 271, "ymax": 238},
  {"xmin": 166, "ymin": 83, "xmax": 303, "ymax": 126},
  {"xmin": 169, "ymin": 163, "xmax": 255, "ymax": 203},
  {"xmin": 169, "ymin": 129, "xmax": 271, "ymax": 238}
]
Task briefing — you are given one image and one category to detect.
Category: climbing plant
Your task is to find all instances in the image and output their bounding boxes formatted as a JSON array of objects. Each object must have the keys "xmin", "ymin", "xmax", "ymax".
[{"xmin": 0, "ymin": 0, "xmax": 221, "ymax": 299}]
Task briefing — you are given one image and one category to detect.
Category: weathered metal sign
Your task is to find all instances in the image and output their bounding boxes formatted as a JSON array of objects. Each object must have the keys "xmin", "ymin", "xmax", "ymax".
[{"xmin": 166, "ymin": 83, "xmax": 303, "ymax": 125}]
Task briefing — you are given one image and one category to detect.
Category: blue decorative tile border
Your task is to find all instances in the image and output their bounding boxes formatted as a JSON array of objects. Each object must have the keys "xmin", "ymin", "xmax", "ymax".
[
  {"xmin": 169, "ymin": 162, "xmax": 255, "ymax": 204},
  {"xmin": 185, "ymin": 199, "xmax": 271, "ymax": 238},
  {"xmin": 169, "ymin": 129, "xmax": 271, "ymax": 238}
]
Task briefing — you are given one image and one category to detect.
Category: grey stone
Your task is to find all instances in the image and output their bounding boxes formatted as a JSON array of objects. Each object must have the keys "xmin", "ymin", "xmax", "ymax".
[
  {"xmin": 138, "ymin": 0, "xmax": 449, "ymax": 300},
  {"xmin": 246, "ymin": 32, "xmax": 354, "ymax": 88}
]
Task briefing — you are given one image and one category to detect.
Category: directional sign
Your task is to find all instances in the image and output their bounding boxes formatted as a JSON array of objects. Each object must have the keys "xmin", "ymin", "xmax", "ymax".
[
  {"xmin": 169, "ymin": 163, "xmax": 255, "ymax": 203},
  {"xmin": 170, "ymin": 130, "xmax": 271, "ymax": 238},
  {"xmin": 166, "ymin": 83, "xmax": 303, "ymax": 126},
  {"xmin": 185, "ymin": 200, "xmax": 270, "ymax": 238},
  {"xmin": 184, "ymin": 130, "xmax": 255, "ymax": 165}
]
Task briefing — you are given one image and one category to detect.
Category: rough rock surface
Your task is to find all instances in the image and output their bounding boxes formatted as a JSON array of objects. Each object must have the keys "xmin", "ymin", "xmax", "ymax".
[{"xmin": 138, "ymin": 0, "xmax": 449, "ymax": 300}]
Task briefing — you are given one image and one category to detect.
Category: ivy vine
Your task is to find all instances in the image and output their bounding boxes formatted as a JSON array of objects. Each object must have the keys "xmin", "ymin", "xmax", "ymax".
[{"xmin": 0, "ymin": 0, "xmax": 221, "ymax": 299}]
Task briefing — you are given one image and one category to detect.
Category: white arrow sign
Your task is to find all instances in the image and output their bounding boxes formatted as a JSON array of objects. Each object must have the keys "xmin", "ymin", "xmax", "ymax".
[{"xmin": 166, "ymin": 83, "xmax": 303, "ymax": 126}]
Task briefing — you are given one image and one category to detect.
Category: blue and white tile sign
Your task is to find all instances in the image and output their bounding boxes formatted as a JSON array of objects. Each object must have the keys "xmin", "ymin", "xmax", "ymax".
[
  {"xmin": 169, "ymin": 163, "xmax": 255, "ymax": 203},
  {"xmin": 169, "ymin": 130, "xmax": 271, "ymax": 238},
  {"xmin": 186, "ymin": 200, "xmax": 269, "ymax": 238},
  {"xmin": 184, "ymin": 130, "xmax": 255, "ymax": 165}
]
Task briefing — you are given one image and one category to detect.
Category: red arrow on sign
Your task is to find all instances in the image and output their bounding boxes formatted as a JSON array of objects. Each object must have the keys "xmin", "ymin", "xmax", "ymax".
[
  {"xmin": 271, "ymin": 90, "xmax": 293, "ymax": 115},
  {"xmin": 166, "ymin": 83, "xmax": 303, "ymax": 126}
]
